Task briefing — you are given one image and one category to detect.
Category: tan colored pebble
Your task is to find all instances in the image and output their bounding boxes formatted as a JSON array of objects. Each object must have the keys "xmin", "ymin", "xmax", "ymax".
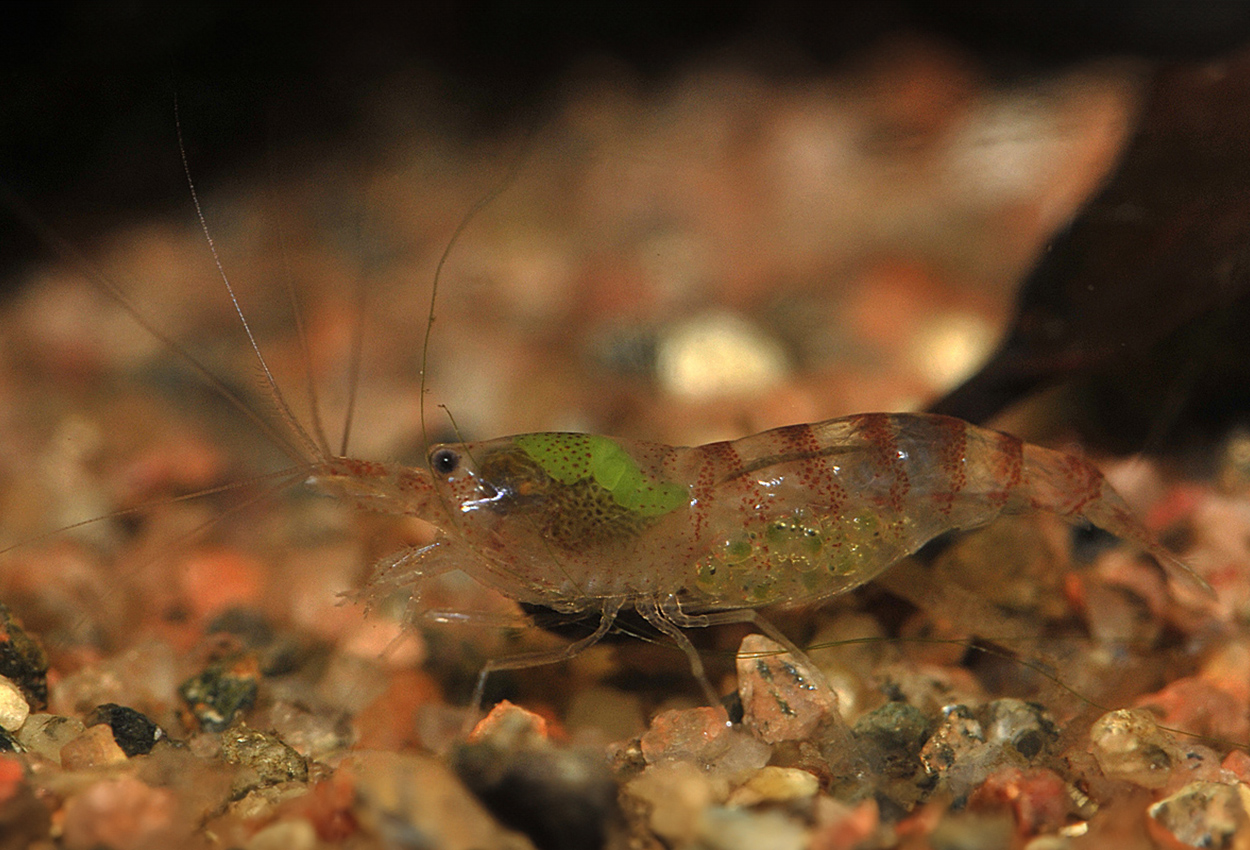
[
  {"xmin": 728, "ymin": 766, "xmax": 820, "ymax": 807},
  {"xmin": 0, "ymin": 674, "xmax": 31, "ymax": 732},
  {"xmin": 468, "ymin": 699, "xmax": 549, "ymax": 745},
  {"xmin": 245, "ymin": 818, "xmax": 318, "ymax": 850},
  {"xmin": 227, "ymin": 782, "xmax": 312, "ymax": 822},
  {"xmin": 626, "ymin": 761, "xmax": 726, "ymax": 845},
  {"xmin": 1089, "ymin": 709, "xmax": 1181, "ymax": 790},
  {"xmin": 60, "ymin": 723, "xmax": 128, "ymax": 770}
]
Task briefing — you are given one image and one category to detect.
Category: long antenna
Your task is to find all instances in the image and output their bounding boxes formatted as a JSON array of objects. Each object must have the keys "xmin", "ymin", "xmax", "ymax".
[
  {"xmin": 0, "ymin": 181, "xmax": 311, "ymax": 471},
  {"xmin": 340, "ymin": 233, "xmax": 367, "ymax": 458},
  {"xmin": 274, "ymin": 223, "xmax": 334, "ymax": 459},
  {"xmin": 418, "ymin": 137, "xmax": 535, "ymax": 452},
  {"xmin": 175, "ymin": 97, "xmax": 326, "ymax": 465}
]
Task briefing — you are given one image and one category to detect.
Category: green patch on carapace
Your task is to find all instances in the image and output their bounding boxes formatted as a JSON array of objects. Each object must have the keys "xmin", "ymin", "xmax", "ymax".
[{"xmin": 514, "ymin": 433, "xmax": 687, "ymax": 517}]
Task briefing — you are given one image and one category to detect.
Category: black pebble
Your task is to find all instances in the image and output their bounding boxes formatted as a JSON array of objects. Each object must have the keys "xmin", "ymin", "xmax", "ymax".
[
  {"xmin": 87, "ymin": 703, "xmax": 164, "ymax": 757},
  {"xmin": 454, "ymin": 739, "xmax": 619, "ymax": 850},
  {"xmin": 0, "ymin": 727, "xmax": 23, "ymax": 752}
]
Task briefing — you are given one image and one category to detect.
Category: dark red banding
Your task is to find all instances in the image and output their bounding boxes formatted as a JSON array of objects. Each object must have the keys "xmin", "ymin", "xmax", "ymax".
[
  {"xmin": 1056, "ymin": 453, "xmax": 1103, "ymax": 517},
  {"xmin": 987, "ymin": 430, "xmax": 1024, "ymax": 507},
  {"xmin": 856, "ymin": 413, "xmax": 909, "ymax": 511},
  {"xmin": 929, "ymin": 416, "xmax": 968, "ymax": 516}
]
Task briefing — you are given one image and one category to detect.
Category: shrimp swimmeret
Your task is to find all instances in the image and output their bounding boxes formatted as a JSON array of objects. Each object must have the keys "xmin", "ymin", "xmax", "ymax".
[{"xmin": 307, "ymin": 410, "xmax": 1211, "ymax": 707}]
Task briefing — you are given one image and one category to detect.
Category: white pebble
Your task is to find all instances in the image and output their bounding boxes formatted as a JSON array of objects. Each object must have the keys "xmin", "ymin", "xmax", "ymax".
[
  {"xmin": 657, "ymin": 312, "xmax": 789, "ymax": 399},
  {"xmin": 16, "ymin": 713, "xmax": 86, "ymax": 760},
  {"xmin": 0, "ymin": 675, "xmax": 31, "ymax": 732},
  {"xmin": 245, "ymin": 818, "xmax": 317, "ymax": 850}
]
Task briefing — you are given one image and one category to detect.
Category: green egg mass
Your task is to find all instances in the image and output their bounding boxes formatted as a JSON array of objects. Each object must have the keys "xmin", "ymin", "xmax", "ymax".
[{"xmin": 514, "ymin": 433, "xmax": 687, "ymax": 517}]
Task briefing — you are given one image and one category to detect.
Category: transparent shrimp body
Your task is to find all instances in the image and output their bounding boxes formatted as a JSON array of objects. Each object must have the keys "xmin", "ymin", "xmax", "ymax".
[{"xmin": 314, "ymin": 412, "xmax": 1206, "ymax": 657}]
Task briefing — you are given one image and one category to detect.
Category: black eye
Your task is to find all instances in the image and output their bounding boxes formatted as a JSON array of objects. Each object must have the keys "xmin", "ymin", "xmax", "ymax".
[{"xmin": 430, "ymin": 448, "xmax": 460, "ymax": 475}]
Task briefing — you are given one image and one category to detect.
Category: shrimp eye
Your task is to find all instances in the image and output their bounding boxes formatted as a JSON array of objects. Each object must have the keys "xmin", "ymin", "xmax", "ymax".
[{"xmin": 430, "ymin": 448, "xmax": 460, "ymax": 475}]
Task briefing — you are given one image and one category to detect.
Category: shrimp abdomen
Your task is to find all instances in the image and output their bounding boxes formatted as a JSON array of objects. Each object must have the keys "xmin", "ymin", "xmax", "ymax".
[
  {"xmin": 686, "ymin": 413, "xmax": 1209, "ymax": 606},
  {"xmin": 1018, "ymin": 441, "xmax": 1209, "ymax": 594}
]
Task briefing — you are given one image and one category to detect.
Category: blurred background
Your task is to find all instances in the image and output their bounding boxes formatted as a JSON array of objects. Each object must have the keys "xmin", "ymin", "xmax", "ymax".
[
  {"xmin": 5, "ymin": 1, "xmax": 1250, "ymax": 467},
  {"xmin": 2, "ymin": 8, "xmax": 1250, "ymax": 846}
]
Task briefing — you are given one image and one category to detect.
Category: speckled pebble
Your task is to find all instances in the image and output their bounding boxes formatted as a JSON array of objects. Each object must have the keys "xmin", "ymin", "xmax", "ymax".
[
  {"xmin": 244, "ymin": 817, "xmax": 318, "ymax": 850},
  {"xmin": 853, "ymin": 701, "xmax": 930, "ymax": 781},
  {"xmin": 922, "ymin": 700, "xmax": 1059, "ymax": 802},
  {"xmin": 16, "ymin": 713, "xmax": 85, "ymax": 763},
  {"xmin": 921, "ymin": 704, "xmax": 988, "ymax": 795},
  {"xmin": 736, "ymin": 635, "xmax": 844, "ymax": 744},
  {"xmin": 1147, "ymin": 780, "xmax": 1250, "ymax": 849},
  {"xmin": 1088, "ymin": 709, "xmax": 1181, "ymax": 790},
  {"xmin": 219, "ymin": 725, "xmax": 308, "ymax": 797},
  {"xmin": 0, "ymin": 675, "xmax": 30, "ymax": 732},
  {"xmin": 179, "ymin": 654, "xmax": 260, "ymax": 732},
  {"xmin": 60, "ymin": 723, "xmax": 128, "ymax": 770},
  {"xmin": 983, "ymin": 699, "xmax": 1058, "ymax": 761}
]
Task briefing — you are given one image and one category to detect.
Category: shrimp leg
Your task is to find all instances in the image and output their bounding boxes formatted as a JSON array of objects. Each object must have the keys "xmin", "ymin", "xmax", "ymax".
[
  {"xmin": 636, "ymin": 597, "xmax": 723, "ymax": 707},
  {"xmin": 467, "ymin": 595, "xmax": 627, "ymax": 717},
  {"xmin": 658, "ymin": 595, "xmax": 837, "ymax": 697},
  {"xmin": 669, "ymin": 601, "xmax": 811, "ymax": 663}
]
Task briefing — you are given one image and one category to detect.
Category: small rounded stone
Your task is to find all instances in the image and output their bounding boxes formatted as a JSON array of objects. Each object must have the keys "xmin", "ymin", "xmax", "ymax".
[
  {"xmin": 0, "ymin": 676, "xmax": 31, "ymax": 732},
  {"xmin": 245, "ymin": 818, "xmax": 318, "ymax": 850},
  {"xmin": 60, "ymin": 724, "xmax": 128, "ymax": 770}
]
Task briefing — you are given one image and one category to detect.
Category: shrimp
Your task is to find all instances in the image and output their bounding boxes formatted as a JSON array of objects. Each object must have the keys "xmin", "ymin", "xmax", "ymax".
[
  {"xmin": 308, "ymin": 411, "xmax": 1210, "ymax": 707},
  {"xmin": 116, "ymin": 132, "xmax": 1206, "ymax": 704},
  {"xmin": 5, "ymin": 104, "xmax": 1206, "ymax": 720}
]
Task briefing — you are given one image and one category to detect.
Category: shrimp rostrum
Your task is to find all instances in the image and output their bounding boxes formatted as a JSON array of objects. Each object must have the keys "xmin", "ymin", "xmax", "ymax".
[{"xmin": 313, "ymin": 411, "xmax": 1209, "ymax": 706}]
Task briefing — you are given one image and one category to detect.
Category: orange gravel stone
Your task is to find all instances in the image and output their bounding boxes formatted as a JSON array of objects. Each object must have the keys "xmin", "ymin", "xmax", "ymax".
[{"xmin": 60, "ymin": 723, "xmax": 128, "ymax": 770}]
